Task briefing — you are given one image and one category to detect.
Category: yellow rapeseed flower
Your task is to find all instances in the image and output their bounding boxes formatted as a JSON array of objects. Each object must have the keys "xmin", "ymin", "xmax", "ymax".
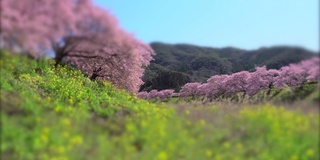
[
  {"xmin": 223, "ymin": 142, "xmax": 230, "ymax": 149},
  {"xmin": 57, "ymin": 146, "xmax": 65, "ymax": 154},
  {"xmin": 236, "ymin": 143, "xmax": 242, "ymax": 150},
  {"xmin": 68, "ymin": 99, "xmax": 73, "ymax": 104},
  {"xmin": 206, "ymin": 150, "xmax": 212, "ymax": 157},
  {"xmin": 157, "ymin": 151, "xmax": 167, "ymax": 160},
  {"xmin": 42, "ymin": 127, "xmax": 50, "ymax": 134},
  {"xmin": 290, "ymin": 155, "xmax": 298, "ymax": 160},
  {"xmin": 54, "ymin": 107, "xmax": 61, "ymax": 113},
  {"xmin": 40, "ymin": 134, "xmax": 48, "ymax": 143},
  {"xmin": 70, "ymin": 135, "xmax": 83, "ymax": 145},
  {"xmin": 40, "ymin": 153, "xmax": 49, "ymax": 160},
  {"xmin": 306, "ymin": 149, "xmax": 314, "ymax": 157},
  {"xmin": 62, "ymin": 131, "xmax": 70, "ymax": 138},
  {"xmin": 214, "ymin": 154, "xmax": 222, "ymax": 160},
  {"xmin": 199, "ymin": 119, "xmax": 206, "ymax": 126},
  {"xmin": 61, "ymin": 118, "xmax": 71, "ymax": 126}
]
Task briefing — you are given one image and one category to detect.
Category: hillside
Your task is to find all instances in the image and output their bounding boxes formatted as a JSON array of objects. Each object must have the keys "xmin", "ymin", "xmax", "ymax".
[
  {"xmin": 1, "ymin": 51, "xmax": 319, "ymax": 159},
  {"xmin": 141, "ymin": 42, "xmax": 317, "ymax": 91}
]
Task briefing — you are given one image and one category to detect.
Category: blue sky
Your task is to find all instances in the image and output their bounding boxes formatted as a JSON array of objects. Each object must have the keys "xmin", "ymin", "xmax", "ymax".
[{"xmin": 93, "ymin": 0, "xmax": 319, "ymax": 51}]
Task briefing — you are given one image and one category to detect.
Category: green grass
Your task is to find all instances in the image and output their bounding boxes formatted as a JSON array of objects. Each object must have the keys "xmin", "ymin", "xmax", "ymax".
[{"xmin": 1, "ymin": 51, "xmax": 319, "ymax": 160}]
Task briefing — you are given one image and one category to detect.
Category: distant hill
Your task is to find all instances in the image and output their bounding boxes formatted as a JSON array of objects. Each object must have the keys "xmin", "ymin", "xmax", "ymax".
[{"xmin": 140, "ymin": 42, "xmax": 318, "ymax": 91}]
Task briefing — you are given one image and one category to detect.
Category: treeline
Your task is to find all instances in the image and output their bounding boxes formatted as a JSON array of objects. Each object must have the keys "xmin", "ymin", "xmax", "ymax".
[
  {"xmin": 138, "ymin": 57, "xmax": 320, "ymax": 102},
  {"xmin": 140, "ymin": 42, "xmax": 317, "ymax": 91}
]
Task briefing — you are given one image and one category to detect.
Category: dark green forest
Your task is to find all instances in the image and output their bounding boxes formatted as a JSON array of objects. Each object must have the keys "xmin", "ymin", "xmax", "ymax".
[{"xmin": 141, "ymin": 42, "xmax": 317, "ymax": 91}]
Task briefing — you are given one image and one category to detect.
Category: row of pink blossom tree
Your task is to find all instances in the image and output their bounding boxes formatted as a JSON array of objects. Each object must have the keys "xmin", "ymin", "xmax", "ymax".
[
  {"xmin": 137, "ymin": 57, "xmax": 319, "ymax": 100},
  {"xmin": 1, "ymin": 0, "xmax": 154, "ymax": 93},
  {"xmin": 137, "ymin": 89, "xmax": 175, "ymax": 100}
]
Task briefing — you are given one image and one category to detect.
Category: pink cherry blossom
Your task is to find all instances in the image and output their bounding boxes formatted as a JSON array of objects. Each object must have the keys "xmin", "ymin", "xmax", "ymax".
[{"xmin": 1, "ymin": 0, "xmax": 154, "ymax": 93}]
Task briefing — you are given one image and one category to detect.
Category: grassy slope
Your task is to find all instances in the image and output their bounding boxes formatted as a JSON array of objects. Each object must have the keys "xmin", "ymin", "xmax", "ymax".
[{"xmin": 1, "ymin": 51, "xmax": 319, "ymax": 160}]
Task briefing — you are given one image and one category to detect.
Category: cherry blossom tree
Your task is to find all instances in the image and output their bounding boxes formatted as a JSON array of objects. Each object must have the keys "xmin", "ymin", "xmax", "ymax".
[
  {"xmin": 197, "ymin": 83, "xmax": 210, "ymax": 97},
  {"xmin": 274, "ymin": 64, "xmax": 308, "ymax": 88},
  {"xmin": 247, "ymin": 66, "xmax": 279, "ymax": 96},
  {"xmin": 137, "ymin": 89, "xmax": 175, "ymax": 100},
  {"xmin": 1, "ymin": 0, "xmax": 86, "ymax": 56},
  {"xmin": 137, "ymin": 91, "xmax": 149, "ymax": 99},
  {"xmin": 224, "ymin": 71, "xmax": 251, "ymax": 96},
  {"xmin": 159, "ymin": 89, "xmax": 175, "ymax": 99},
  {"xmin": 148, "ymin": 90, "xmax": 159, "ymax": 99},
  {"xmin": 179, "ymin": 82, "xmax": 202, "ymax": 97},
  {"xmin": 274, "ymin": 57, "xmax": 319, "ymax": 89},
  {"xmin": 205, "ymin": 75, "xmax": 229, "ymax": 100},
  {"xmin": 298, "ymin": 57, "xmax": 320, "ymax": 81},
  {"xmin": 56, "ymin": 35, "xmax": 153, "ymax": 93},
  {"xmin": 1, "ymin": 0, "xmax": 154, "ymax": 93}
]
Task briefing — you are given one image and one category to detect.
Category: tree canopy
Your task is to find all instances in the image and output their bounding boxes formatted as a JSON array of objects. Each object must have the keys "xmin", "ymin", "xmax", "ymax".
[{"xmin": 1, "ymin": 0, "xmax": 154, "ymax": 93}]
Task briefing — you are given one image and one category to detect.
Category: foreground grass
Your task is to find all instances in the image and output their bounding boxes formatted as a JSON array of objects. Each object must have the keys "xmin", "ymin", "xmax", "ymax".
[{"xmin": 1, "ymin": 51, "xmax": 319, "ymax": 160}]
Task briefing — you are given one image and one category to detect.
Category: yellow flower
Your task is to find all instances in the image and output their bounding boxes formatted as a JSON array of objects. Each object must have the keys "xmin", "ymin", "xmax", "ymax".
[
  {"xmin": 199, "ymin": 119, "xmax": 206, "ymax": 126},
  {"xmin": 68, "ymin": 99, "xmax": 73, "ymax": 104},
  {"xmin": 54, "ymin": 107, "xmax": 61, "ymax": 113},
  {"xmin": 40, "ymin": 134, "xmax": 48, "ymax": 143},
  {"xmin": 205, "ymin": 150, "xmax": 212, "ymax": 157},
  {"xmin": 40, "ymin": 153, "xmax": 49, "ymax": 160},
  {"xmin": 42, "ymin": 127, "xmax": 50, "ymax": 134},
  {"xmin": 57, "ymin": 146, "xmax": 65, "ymax": 154},
  {"xmin": 306, "ymin": 149, "xmax": 314, "ymax": 157},
  {"xmin": 62, "ymin": 131, "xmax": 70, "ymax": 138},
  {"xmin": 70, "ymin": 135, "xmax": 83, "ymax": 145},
  {"xmin": 290, "ymin": 155, "xmax": 298, "ymax": 160},
  {"xmin": 223, "ymin": 142, "xmax": 230, "ymax": 149},
  {"xmin": 140, "ymin": 120, "xmax": 147, "ymax": 127},
  {"xmin": 214, "ymin": 154, "xmax": 222, "ymax": 160},
  {"xmin": 236, "ymin": 143, "xmax": 242, "ymax": 150},
  {"xmin": 157, "ymin": 151, "xmax": 167, "ymax": 160},
  {"xmin": 61, "ymin": 118, "xmax": 71, "ymax": 126}
]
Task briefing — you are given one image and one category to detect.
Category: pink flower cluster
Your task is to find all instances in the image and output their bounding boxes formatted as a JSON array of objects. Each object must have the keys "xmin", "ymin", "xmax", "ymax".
[
  {"xmin": 274, "ymin": 57, "xmax": 320, "ymax": 88},
  {"xmin": 179, "ymin": 82, "xmax": 203, "ymax": 97},
  {"xmin": 137, "ymin": 89, "xmax": 175, "ymax": 100}
]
